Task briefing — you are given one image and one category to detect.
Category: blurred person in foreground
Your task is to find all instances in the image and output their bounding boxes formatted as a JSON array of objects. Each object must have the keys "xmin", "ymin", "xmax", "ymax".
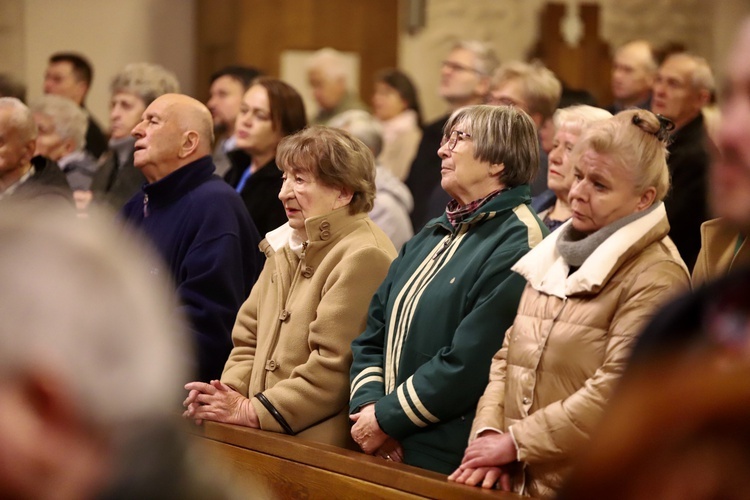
[
  {"xmin": 121, "ymin": 93, "xmax": 261, "ymax": 382},
  {"xmin": 329, "ymin": 109, "xmax": 414, "ymax": 251},
  {"xmin": 0, "ymin": 202, "xmax": 237, "ymax": 499},
  {"xmin": 81, "ymin": 63, "xmax": 180, "ymax": 213},
  {"xmin": 450, "ymin": 110, "xmax": 690, "ymax": 497},
  {"xmin": 30, "ymin": 94, "xmax": 98, "ymax": 190},
  {"xmin": 535, "ymin": 105, "xmax": 612, "ymax": 231},
  {"xmin": 184, "ymin": 127, "xmax": 396, "ymax": 447},
  {"xmin": 349, "ymin": 105, "xmax": 546, "ymax": 473}
]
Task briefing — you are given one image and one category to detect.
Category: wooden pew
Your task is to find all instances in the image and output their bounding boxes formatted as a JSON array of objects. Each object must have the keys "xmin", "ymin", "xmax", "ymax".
[{"xmin": 189, "ymin": 421, "xmax": 525, "ymax": 499}]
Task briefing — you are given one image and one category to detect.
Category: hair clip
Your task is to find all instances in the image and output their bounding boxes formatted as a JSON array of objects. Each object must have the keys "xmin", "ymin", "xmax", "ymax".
[{"xmin": 631, "ymin": 113, "xmax": 675, "ymax": 142}]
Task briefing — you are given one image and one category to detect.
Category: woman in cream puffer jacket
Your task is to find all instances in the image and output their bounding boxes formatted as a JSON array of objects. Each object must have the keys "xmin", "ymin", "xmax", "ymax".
[{"xmin": 450, "ymin": 110, "xmax": 691, "ymax": 497}]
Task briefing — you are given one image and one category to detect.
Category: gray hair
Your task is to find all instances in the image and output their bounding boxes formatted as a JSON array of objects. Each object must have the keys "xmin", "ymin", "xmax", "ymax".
[
  {"xmin": 30, "ymin": 95, "xmax": 88, "ymax": 151},
  {"xmin": 664, "ymin": 52, "xmax": 715, "ymax": 93},
  {"xmin": 328, "ymin": 110, "xmax": 384, "ymax": 157},
  {"xmin": 553, "ymin": 105, "xmax": 613, "ymax": 135},
  {"xmin": 452, "ymin": 40, "xmax": 500, "ymax": 76},
  {"xmin": 110, "ymin": 63, "xmax": 181, "ymax": 106},
  {"xmin": 306, "ymin": 48, "xmax": 348, "ymax": 81},
  {"xmin": 0, "ymin": 97, "xmax": 37, "ymax": 142},
  {"xmin": 0, "ymin": 202, "xmax": 189, "ymax": 426},
  {"xmin": 492, "ymin": 60, "xmax": 563, "ymax": 120},
  {"xmin": 444, "ymin": 104, "xmax": 540, "ymax": 187}
]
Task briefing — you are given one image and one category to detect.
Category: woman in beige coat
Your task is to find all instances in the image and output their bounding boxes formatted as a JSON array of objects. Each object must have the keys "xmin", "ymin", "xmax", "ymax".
[
  {"xmin": 183, "ymin": 126, "xmax": 397, "ymax": 448},
  {"xmin": 449, "ymin": 110, "xmax": 691, "ymax": 497}
]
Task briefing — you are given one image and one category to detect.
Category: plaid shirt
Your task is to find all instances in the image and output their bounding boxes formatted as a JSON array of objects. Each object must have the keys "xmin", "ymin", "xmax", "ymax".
[{"xmin": 445, "ymin": 188, "xmax": 508, "ymax": 228}]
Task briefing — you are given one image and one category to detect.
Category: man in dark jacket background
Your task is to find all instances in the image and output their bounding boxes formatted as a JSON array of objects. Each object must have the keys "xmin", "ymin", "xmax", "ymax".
[{"xmin": 121, "ymin": 93, "xmax": 261, "ymax": 381}]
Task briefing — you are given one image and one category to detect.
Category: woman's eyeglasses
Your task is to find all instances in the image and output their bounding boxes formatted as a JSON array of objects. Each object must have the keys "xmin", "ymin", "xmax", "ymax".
[{"xmin": 440, "ymin": 130, "xmax": 472, "ymax": 151}]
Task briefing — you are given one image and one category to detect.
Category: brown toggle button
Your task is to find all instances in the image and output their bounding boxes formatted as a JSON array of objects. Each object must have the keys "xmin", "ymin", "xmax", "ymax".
[
  {"xmin": 265, "ymin": 359, "xmax": 278, "ymax": 371},
  {"xmin": 320, "ymin": 230, "xmax": 331, "ymax": 240},
  {"xmin": 319, "ymin": 221, "xmax": 331, "ymax": 231},
  {"xmin": 301, "ymin": 266, "xmax": 314, "ymax": 278},
  {"xmin": 279, "ymin": 309, "xmax": 290, "ymax": 321}
]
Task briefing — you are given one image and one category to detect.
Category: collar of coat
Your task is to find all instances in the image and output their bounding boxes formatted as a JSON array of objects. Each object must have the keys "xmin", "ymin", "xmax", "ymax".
[
  {"xmin": 427, "ymin": 184, "xmax": 532, "ymax": 233},
  {"xmin": 260, "ymin": 206, "xmax": 367, "ymax": 256},
  {"xmin": 512, "ymin": 202, "xmax": 685, "ymax": 298}
]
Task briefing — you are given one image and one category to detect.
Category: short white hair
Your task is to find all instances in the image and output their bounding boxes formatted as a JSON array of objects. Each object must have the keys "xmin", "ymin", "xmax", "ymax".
[
  {"xmin": 665, "ymin": 53, "xmax": 715, "ymax": 93},
  {"xmin": 0, "ymin": 96, "xmax": 37, "ymax": 142},
  {"xmin": 328, "ymin": 110, "xmax": 384, "ymax": 157},
  {"xmin": 553, "ymin": 105, "xmax": 613, "ymax": 134},
  {"xmin": 306, "ymin": 47, "xmax": 348, "ymax": 81},
  {"xmin": 0, "ymin": 202, "xmax": 189, "ymax": 427},
  {"xmin": 452, "ymin": 40, "xmax": 500, "ymax": 76},
  {"xmin": 30, "ymin": 94, "xmax": 88, "ymax": 151}
]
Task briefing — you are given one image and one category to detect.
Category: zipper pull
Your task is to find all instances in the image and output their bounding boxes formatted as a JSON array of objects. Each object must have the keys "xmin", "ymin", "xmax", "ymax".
[{"xmin": 143, "ymin": 193, "xmax": 149, "ymax": 218}]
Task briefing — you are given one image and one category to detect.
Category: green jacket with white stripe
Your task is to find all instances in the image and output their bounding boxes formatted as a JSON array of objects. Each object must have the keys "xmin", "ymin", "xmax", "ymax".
[{"xmin": 350, "ymin": 185, "xmax": 547, "ymax": 474}]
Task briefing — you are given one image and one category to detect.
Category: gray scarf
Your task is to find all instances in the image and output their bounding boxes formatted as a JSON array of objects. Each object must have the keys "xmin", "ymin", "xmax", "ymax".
[{"xmin": 556, "ymin": 202, "xmax": 660, "ymax": 267}]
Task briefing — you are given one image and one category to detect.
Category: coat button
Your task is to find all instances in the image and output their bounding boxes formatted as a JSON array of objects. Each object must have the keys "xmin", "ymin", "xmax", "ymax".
[
  {"xmin": 265, "ymin": 359, "xmax": 277, "ymax": 371},
  {"xmin": 301, "ymin": 266, "xmax": 314, "ymax": 278},
  {"xmin": 523, "ymin": 397, "xmax": 530, "ymax": 405},
  {"xmin": 319, "ymin": 221, "xmax": 331, "ymax": 231},
  {"xmin": 279, "ymin": 310, "xmax": 290, "ymax": 321},
  {"xmin": 320, "ymin": 230, "xmax": 331, "ymax": 240}
]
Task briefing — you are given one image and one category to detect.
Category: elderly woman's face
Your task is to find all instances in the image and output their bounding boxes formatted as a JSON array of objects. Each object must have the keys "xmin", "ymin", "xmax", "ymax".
[
  {"xmin": 547, "ymin": 125, "xmax": 580, "ymax": 199},
  {"xmin": 278, "ymin": 167, "xmax": 351, "ymax": 236},
  {"xmin": 235, "ymin": 85, "xmax": 283, "ymax": 157},
  {"xmin": 568, "ymin": 149, "xmax": 652, "ymax": 233},
  {"xmin": 438, "ymin": 124, "xmax": 502, "ymax": 205},
  {"xmin": 110, "ymin": 91, "xmax": 147, "ymax": 140}
]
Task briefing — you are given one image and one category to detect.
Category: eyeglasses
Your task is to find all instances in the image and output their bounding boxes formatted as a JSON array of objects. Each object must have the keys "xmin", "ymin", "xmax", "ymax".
[
  {"xmin": 441, "ymin": 60, "xmax": 483, "ymax": 75},
  {"xmin": 440, "ymin": 130, "xmax": 472, "ymax": 151}
]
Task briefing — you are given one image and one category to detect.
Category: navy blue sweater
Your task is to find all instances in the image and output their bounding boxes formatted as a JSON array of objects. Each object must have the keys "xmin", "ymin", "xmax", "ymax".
[{"xmin": 122, "ymin": 156, "xmax": 262, "ymax": 381}]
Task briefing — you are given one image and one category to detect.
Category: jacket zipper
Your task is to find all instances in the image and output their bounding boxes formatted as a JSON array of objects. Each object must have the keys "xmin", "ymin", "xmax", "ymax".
[{"xmin": 142, "ymin": 193, "xmax": 149, "ymax": 218}]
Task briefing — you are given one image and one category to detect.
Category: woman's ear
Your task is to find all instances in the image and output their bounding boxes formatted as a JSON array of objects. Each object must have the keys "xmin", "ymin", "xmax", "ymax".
[
  {"xmin": 636, "ymin": 187, "xmax": 657, "ymax": 211},
  {"xmin": 333, "ymin": 187, "xmax": 354, "ymax": 209},
  {"xmin": 489, "ymin": 162, "xmax": 505, "ymax": 177}
]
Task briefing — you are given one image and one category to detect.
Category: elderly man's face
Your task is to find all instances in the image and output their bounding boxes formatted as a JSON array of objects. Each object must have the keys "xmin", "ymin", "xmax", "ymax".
[
  {"xmin": 308, "ymin": 68, "xmax": 346, "ymax": 112},
  {"xmin": 131, "ymin": 96, "xmax": 183, "ymax": 183},
  {"xmin": 43, "ymin": 61, "xmax": 87, "ymax": 106},
  {"xmin": 711, "ymin": 22, "xmax": 750, "ymax": 232},
  {"xmin": 651, "ymin": 56, "xmax": 705, "ymax": 130},
  {"xmin": 612, "ymin": 44, "xmax": 654, "ymax": 103},
  {"xmin": 33, "ymin": 112, "xmax": 72, "ymax": 161},
  {"xmin": 439, "ymin": 48, "xmax": 486, "ymax": 106},
  {"xmin": 0, "ymin": 109, "xmax": 34, "ymax": 179}
]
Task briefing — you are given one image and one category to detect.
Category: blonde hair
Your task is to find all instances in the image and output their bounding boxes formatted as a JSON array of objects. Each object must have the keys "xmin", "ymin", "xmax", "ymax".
[
  {"xmin": 444, "ymin": 104, "xmax": 540, "ymax": 187},
  {"xmin": 492, "ymin": 60, "xmax": 562, "ymax": 119},
  {"xmin": 276, "ymin": 126, "xmax": 377, "ymax": 214},
  {"xmin": 553, "ymin": 105, "xmax": 613, "ymax": 135},
  {"xmin": 572, "ymin": 109, "xmax": 670, "ymax": 201}
]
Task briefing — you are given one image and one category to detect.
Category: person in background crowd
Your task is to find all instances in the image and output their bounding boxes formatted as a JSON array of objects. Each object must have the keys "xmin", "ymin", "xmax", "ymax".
[
  {"xmin": 371, "ymin": 68, "xmax": 423, "ymax": 181},
  {"xmin": 350, "ymin": 105, "xmax": 546, "ymax": 474},
  {"xmin": 307, "ymin": 48, "xmax": 367, "ymax": 125},
  {"xmin": 121, "ymin": 93, "xmax": 261, "ymax": 382},
  {"xmin": 608, "ymin": 40, "xmax": 658, "ymax": 114},
  {"xmin": 207, "ymin": 65, "xmax": 263, "ymax": 178},
  {"xmin": 184, "ymin": 127, "xmax": 396, "ymax": 448},
  {"xmin": 488, "ymin": 60, "xmax": 562, "ymax": 198},
  {"xmin": 651, "ymin": 52, "xmax": 714, "ymax": 270},
  {"xmin": 224, "ymin": 77, "xmax": 307, "ymax": 237},
  {"xmin": 535, "ymin": 105, "xmax": 612, "ymax": 231},
  {"xmin": 43, "ymin": 52, "xmax": 107, "ymax": 158},
  {"xmin": 83, "ymin": 62, "xmax": 180, "ymax": 213},
  {"xmin": 30, "ymin": 94, "xmax": 98, "ymax": 190},
  {"xmin": 406, "ymin": 40, "xmax": 498, "ymax": 232},
  {"xmin": 0, "ymin": 97, "xmax": 72, "ymax": 203},
  {"xmin": 449, "ymin": 110, "xmax": 689, "ymax": 497},
  {"xmin": 329, "ymin": 109, "xmax": 414, "ymax": 251}
]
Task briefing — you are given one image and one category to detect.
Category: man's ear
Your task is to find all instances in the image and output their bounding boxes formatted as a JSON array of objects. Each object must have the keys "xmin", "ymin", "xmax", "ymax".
[
  {"xmin": 22, "ymin": 139, "xmax": 36, "ymax": 164},
  {"xmin": 476, "ymin": 75, "xmax": 492, "ymax": 99},
  {"xmin": 179, "ymin": 131, "xmax": 200, "ymax": 159}
]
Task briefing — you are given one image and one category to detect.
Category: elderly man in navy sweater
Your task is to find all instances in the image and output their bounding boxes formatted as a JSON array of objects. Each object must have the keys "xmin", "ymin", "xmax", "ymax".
[{"xmin": 122, "ymin": 93, "xmax": 261, "ymax": 382}]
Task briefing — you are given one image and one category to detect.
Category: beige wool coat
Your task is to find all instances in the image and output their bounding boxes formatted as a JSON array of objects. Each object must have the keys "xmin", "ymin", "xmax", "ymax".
[
  {"xmin": 222, "ymin": 207, "xmax": 397, "ymax": 448},
  {"xmin": 471, "ymin": 204, "xmax": 690, "ymax": 498}
]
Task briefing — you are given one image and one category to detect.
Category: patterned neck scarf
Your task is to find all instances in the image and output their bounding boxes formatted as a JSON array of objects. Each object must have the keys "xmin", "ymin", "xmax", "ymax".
[{"xmin": 445, "ymin": 188, "xmax": 507, "ymax": 228}]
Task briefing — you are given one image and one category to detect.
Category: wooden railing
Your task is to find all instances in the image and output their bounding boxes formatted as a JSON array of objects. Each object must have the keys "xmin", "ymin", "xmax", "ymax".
[{"xmin": 189, "ymin": 421, "xmax": 524, "ymax": 499}]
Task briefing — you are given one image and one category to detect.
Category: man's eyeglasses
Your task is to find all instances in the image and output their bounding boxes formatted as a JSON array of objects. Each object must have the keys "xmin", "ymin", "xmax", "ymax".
[
  {"xmin": 441, "ymin": 60, "xmax": 483, "ymax": 75},
  {"xmin": 440, "ymin": 130, "xmax": 472, "ymax": 151}
]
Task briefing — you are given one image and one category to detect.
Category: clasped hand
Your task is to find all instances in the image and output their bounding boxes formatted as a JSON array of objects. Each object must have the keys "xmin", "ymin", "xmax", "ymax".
[{"xmin": 183, "ymin": 379, "xmax": 259, "ymax": 428}]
